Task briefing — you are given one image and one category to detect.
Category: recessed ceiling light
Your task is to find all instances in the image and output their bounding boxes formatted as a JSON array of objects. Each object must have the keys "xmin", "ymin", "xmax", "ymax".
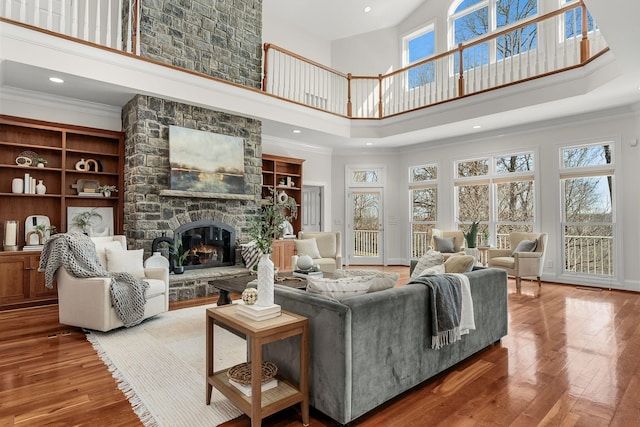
[
  {"xmin": 366, "ymin": 142, "xmax": 373, "ymax": 146},
  {"xmin": 364, "ymin": 6, "xmax": 372, "ymax": 13},
  {"xmin": 292, "ymin": 129, "xmax": 301, "ymax": 134},
  {"xmin": 49, "ymin": 77, "xmax": 64, "ymax": 83},
  {"xmin": 472, "ymin": 125, "xmax": 481, "ymax": 129}
]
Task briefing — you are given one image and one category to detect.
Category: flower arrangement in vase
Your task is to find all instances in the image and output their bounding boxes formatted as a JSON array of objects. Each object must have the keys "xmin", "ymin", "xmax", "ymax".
[{"xmin": 97, "ymin": 185, "xmax": 117, "ymax": 197}]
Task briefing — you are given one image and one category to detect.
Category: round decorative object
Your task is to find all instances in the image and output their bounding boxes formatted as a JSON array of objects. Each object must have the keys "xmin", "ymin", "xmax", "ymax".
[
  {"xmin": 297, "ymin": 255, "xmax": 313, "ymax": 270},
  {"xmin": 242, "ymin": 287, "xmax": 258, "ymax": 305},
  {"xmin": 277, "ymin": 190, "xmax": 288, "ymax": 203},
  {"xmin": 15, "ymin": 156, "xmax": 32, "ymax": 166},
  {"xmin": 227, "ymin": 361, "xmax": 277, "ymax": 385},
  {"xmin": 75, "ymin": 158, "xmax": 86, "ymax": 171}
]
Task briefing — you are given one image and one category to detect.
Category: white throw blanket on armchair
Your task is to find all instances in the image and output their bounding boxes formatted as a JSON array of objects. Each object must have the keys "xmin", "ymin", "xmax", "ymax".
[{"xmin": 39, "ymin": 233, "xmax": 149, "ymax": 327}]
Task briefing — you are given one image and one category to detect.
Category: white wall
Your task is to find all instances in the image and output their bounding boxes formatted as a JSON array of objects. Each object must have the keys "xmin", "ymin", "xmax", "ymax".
[
  {"xmin": 262, "ymin": 11, "xmax": 331, "ymax": 65},
  {"xmin": 331, "ymin": 27, "xmax": 399, "ymax": 75}
]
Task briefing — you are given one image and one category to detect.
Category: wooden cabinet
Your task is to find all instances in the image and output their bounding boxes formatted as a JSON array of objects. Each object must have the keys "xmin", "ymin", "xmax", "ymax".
[
  {"xmin": 271, "ymin": 239, "xmax": 296, "ymax": 272},
  {"xmin": 261, "ymin": 154, "xmax": 304, "ymax": 236},
  {"xmin": 0, "ymin": 115, "xmax": 123, "ymax": 309},
  {"xmin": 0, "ymin": 252, "xmax": 55, "ymax": 310}
]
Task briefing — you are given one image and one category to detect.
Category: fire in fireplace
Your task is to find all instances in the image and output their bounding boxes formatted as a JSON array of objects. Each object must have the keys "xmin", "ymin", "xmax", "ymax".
[{"xmin": 173, "ymin": 220, "xmax": 236, "ymax": 270}]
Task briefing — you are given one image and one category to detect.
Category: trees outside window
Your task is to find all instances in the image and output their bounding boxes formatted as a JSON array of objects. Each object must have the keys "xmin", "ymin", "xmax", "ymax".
[
  {"xmin": 450, "ymin": 0, "xmax": 538, "ymax": 70},
  {"xmin": 409, "ymin": 164, "xmax": 438, "ymax": 257},
  {"xmin": 560, "ymin": 142, "xmax": 615, "ymax": 276},
  {"xmin": 455, "ymin": 152, "xmax": 535, "ymax": 248},
  {"xmin": 403, "ymin": 24, "xmax": 436, "ymax": 88}
]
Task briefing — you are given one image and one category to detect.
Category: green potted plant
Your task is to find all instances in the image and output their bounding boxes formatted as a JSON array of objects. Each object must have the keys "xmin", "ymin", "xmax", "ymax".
[
  {"xmin": 462, "ymin": 221, "xmax": 479, "ymax": 249},
  {"xmin": 35, "ymin": 157, "xmax": 47, "ymax": 168},
  {"xmin": 71, "ymin": 209, "xmax": 102, "ymax": 235},
  {"xmin": 247, "ymin": 188, "xmax": 298, "ymax": 254},
  {"xmin": 481, "ymin": 231, "xmax": 489, "ymax": 246},
  {"xmin": 97, "ymin": 185, "xmax": 117, "ymax": 197},
  {"xmin": 170, "ymin": 241, "xmax": 190, "ymax": 274}
]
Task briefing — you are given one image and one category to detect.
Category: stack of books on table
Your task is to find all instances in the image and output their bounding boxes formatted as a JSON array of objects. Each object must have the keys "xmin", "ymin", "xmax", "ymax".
[
  {"xmin": 237, "ymin": 303, "xmax": 281, "ymax": 321},
  {"xmin": 228, "ymin": 377, "xmax": 278, "ymax": 397},
  {"xmin": 292, "ymin": 269, "xmax": 323, "ymax": 279},
  {"xmin": 22, "ymin": 245, "xmax": 44, "ymax": 251}
]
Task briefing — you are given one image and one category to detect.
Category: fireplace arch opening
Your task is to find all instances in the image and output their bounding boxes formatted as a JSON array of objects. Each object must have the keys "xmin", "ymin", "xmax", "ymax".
[{"xmin": 173, "ymin": 220, "xmax": 236, "ymax": 270}]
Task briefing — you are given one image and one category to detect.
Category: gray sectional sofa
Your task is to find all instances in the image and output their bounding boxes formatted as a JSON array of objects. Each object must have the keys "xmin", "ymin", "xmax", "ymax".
[{"xmin": 263, "ymin": 267, "xmax": 508, "ymax": 425}]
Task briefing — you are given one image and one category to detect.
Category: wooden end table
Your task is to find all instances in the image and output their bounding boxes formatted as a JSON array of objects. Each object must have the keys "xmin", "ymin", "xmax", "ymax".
[{"xmin": 206, "ymin": 304, "xmax": 309, "ymax": 427}]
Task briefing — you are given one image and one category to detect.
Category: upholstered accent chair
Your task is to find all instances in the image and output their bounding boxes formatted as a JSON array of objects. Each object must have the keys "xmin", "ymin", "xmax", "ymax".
[
  {"xmin": 291, "ymin": 231, "xmax": 342, "ymax": 273},
  {"xmin": 487, "ymin": 232, "xmax": 548, "ymax": 290},
  {"xmin": 56, "ymin": 235, "xmax": 170, "ymax": 332},
  {"xmin": 427, "ymin": 228, "xmax": 466, "ymax": 260}
]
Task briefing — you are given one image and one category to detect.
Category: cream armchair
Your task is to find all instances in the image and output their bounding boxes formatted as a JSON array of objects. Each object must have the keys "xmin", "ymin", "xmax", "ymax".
[
  {"xmin": 56, "ymin": 236, "xmax": 169, "ymax": 332},
  {"xmin": 291, "ymin": 231, "xmax": 342, "ymax": 273},
  {"xmin": 487, "ymin": 232, "xmax": 547, "ymax": 290},
  {"xmin": 427, "ymin": 228, "xmax": 466, "ymax": 260}
]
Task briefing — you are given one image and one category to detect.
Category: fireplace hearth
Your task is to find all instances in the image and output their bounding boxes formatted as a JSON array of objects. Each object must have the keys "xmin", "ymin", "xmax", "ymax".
[{"xmin": 172, "ymin": 220, "xmax": 236, "ymax": 270}]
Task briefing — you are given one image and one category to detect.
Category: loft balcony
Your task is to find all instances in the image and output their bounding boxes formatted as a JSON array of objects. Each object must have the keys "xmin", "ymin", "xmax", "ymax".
[{"xmin": 0, "ymin": 1, "xmax": 637, "ymax": 149}]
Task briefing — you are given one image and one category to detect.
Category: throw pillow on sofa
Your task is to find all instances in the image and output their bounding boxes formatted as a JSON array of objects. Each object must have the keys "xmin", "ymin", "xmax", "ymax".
[
  {"xmin": 294, "ymin": 238, "xmax": 322, "ymax": 259},
  {"xmin": 105, "ymin": 248, "xmax": 146, "ymax": 279},
  {"xmin": 411, "ymin": 249, "xmax": 444, "ymax": 279},
  {"xmin": 94, "ymin": 240, "xmax": 124, "ymax": 269},
  {"xmin": 418, "ymin": 264, "xmax": 445, "ymax": 276},
  {"xmin": 306, "ymin": 276, "xmax": 373, "ymax": 300},
  {"xmin": 444, "ymin": 255, "xmax": 475, "ymax": 273},
  {"xmin": 333, "ymin": 269, "xmax": 399, "ymax": 292}
]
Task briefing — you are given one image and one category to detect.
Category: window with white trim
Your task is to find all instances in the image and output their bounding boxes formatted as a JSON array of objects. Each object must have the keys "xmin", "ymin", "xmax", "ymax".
[
  {"xmin": 409, "ymin": 164, "xmax": 438, "ymax": 257},
  {"xmin": 559, "ymin": 141, "xmax": 615, "ymax": 277},
  {"xmin": 455, "ymin": 151, "xmax": 535, "ymax": 248},
  {"xmin": 403, "ymin": 24, "xmax": 436, "ymax": 88}
]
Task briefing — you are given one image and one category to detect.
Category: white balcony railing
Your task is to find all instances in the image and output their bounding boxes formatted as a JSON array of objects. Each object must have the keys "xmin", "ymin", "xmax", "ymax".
[
  {"xmin": 1, "ymin": 0, "xmax": 135, "ymax": 52},
  {"xmin": 353, "ymin": 229, "xmax": 379, "ymax": 257}
]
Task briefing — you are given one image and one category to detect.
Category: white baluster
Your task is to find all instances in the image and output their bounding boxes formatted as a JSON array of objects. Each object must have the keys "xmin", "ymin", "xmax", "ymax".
[
  {"xmin": 83, "ymin": 0, "xmax": 89, "ymax": 41},
  {"xmin": 4, "ymin": 0, "xmax": 12, "ymax": 19},
  {"xmin": 106, "ymin": 0, "xmax": 113, "ymax": 48},
  {"xmin": 47, "ymin": 0, "xmax": 52, "ymax": 30},
  {"xmin": 19, "ymin": 0, "xmax": 26, "ymax": 23},
  {"xmin": 71, "ymin": 0, "xmax": 78, "ymax": 38},
  {"xmin": 34, "ymin": 0, "xmax": 39, "ymax": 27},
  {"xmin": 95, "ymin": 0, "xmax": 101, "ymax": 44}
]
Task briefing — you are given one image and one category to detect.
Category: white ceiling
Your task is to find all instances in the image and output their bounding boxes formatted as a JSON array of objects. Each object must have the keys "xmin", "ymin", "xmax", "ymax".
[{"xmin": 263, "ymin": 0, "xmax": 426, "ymax": 41}]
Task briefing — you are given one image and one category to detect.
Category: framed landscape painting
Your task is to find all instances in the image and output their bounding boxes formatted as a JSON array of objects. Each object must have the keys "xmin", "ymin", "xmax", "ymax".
[{"xmin": 169, "ymin": 126, "xmax": 245, "ymax": 194}]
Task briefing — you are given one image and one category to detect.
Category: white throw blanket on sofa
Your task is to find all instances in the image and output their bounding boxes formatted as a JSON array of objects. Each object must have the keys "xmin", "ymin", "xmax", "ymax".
[{"xmin": 39, "ymin": 233, "xmax": 149, "ymax": 327}]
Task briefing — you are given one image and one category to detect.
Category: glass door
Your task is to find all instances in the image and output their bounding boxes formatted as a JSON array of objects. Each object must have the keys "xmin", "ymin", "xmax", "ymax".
[{"xmin": 348, "ymin": 189, "xmax": 383, "ymax": 264}]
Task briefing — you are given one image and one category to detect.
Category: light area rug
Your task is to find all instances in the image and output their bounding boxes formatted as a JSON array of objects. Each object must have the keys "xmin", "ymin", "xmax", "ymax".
[{"xmin": 86, "ymin": 303, "xmax": 246, "ymax": 426}]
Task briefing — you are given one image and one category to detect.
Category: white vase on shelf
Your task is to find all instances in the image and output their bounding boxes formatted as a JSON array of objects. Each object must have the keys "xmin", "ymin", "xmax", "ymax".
[
  {"xmin": 11, "ymin": 178, "xmax": 23, "ymax": 194},
  {"xmin": 35, "ymin": 180, "xmax": 46, "ymax": 195},
  {"xmin": 257, "ymin": 253, "xmax": 275, "ymax": 307}
]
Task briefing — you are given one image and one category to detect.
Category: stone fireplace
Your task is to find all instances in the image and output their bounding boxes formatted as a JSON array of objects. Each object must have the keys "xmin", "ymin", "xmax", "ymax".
[
  {"xmin": 119, "ymin": 0, "xmax": 264, "ymax": 301},
  {"xmin": 121, "ymin": 95, "xmax": 262, "ymax": 301}
]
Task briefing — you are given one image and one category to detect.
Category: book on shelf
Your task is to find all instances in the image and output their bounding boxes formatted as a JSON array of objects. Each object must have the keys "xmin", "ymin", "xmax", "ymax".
[
  {"xmin": 22, "ymin": 245, "xmax": 44, "ymax": 251},
  {"xmin": 237, "ymin": 303, "xmax": 282, "ymax": 321},
  {"xmin": 228, "ymin": 378, "xmax": 278, "ymax": 397},
  {"xmin": 78, "ymin": 192, "xmax": 104, "ymax": 197},
  {"xmin": 293, "ymin": 270, "xmax": 323, "ymax": 279}
]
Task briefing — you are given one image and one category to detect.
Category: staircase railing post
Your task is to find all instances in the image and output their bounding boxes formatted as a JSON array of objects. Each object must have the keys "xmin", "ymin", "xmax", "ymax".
[
  {"xmin": 457, "ymin": 43, "xmax": 465, "ymax": 97},
  {"xmin": 262, "ymin": 43, "xmax": 270, "ymax": 92},
  {"xmin": 347, "ymin": 73, "xmax": 353, "ymax": 117},
  {"xmin": 579, "ymin": 0, "xmax": 590, "ymax": 62},
  {"xmin": 378, "ymin": 74, "xmax": 383, "ymax": 118}
]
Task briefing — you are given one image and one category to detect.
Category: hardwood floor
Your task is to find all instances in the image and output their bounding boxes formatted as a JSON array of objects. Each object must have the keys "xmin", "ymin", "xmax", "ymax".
[{"xmin": 2, "ymin": 267, "xmax": 639, "ymax": 426}]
